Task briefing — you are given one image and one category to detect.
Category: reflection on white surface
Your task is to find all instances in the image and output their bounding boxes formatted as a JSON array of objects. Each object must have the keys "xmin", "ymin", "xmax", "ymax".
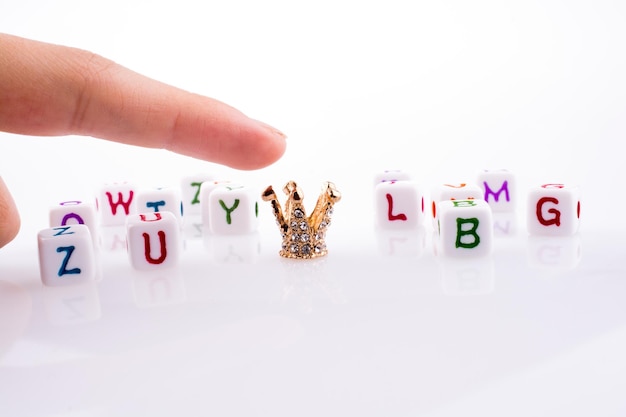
[
  {"xmin": 203, "ymin": 231, "xmax": 261, "ymax": 264},
  {"xmin": 527, "ymin": 234, "xmax": 582, "ymax": 271},
  {"xmin": 375, "ymin": 225, "xmax": 427, "ymax": 258},
  {"xmin": 1, "ymin": 223, "xmax": 625, "ymax": 416},
  {"xmin": 131, "ymin": 269, "xmax": 186, "ymax": 308},
  {"xmin": 439, "ymin": 257, "xmax": 495, "ymax": 296},
  {"xmin": 42, "ymin": 281, "xmax": 102, "ymax": 325}
]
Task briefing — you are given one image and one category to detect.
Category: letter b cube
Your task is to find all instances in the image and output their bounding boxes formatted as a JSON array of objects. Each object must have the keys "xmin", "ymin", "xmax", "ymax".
[
  {"xmin": 527, "ymin": 184, "xmax": 580, "ymax": 236},
  {"xmin": 436, "ymin": 199, "xmax": 493, "ymax": 258}
]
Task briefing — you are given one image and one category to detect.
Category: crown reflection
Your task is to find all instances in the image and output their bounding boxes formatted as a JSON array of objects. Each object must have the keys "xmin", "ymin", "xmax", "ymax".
[{"xmin": 262, "ymin": 181, "xmax": 341, "ymax": 259}]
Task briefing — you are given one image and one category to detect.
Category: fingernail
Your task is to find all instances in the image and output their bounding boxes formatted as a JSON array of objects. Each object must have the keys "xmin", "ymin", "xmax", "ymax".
[{"xmin": 252, "ymin": 119, "xmax": 287, "ymax": 140}]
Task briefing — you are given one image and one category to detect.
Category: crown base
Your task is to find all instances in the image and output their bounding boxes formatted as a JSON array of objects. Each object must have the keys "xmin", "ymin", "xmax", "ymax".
[{"xmin": 279, "ymin": 248, "xmax": 328, "ymax": 259}]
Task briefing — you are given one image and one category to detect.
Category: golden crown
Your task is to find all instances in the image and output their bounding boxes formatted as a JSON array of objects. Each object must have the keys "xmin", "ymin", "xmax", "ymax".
[{"xmin": 262, "ymin": 181, "xmax": 341, "ymax": 259}]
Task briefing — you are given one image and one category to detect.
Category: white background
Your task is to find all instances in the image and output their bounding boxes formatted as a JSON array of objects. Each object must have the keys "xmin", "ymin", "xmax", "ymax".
[{"xmin": 1, "ymin": 1, "xmax": 625, "ymax": 416}]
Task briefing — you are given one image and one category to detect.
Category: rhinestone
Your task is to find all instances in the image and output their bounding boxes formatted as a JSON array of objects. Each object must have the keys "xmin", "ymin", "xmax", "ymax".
[
  {"xmin": 290, "ymin": 244, "xmax": 299, "ymax": 253},
  {"xmin": 302, "ymin": 244, "xmax": 311, "ymax": 255},
  {"xmin": 319, "ymin": 221, "xmax": 327, "ymax": 229},
  {"xmin": 301, "ymin": 233, "xmax": 310, "ymax": 242},
  {"xmin": 294, "ymin": 208, "xmax": 304, "ymax": 218},
  {"xmin": 291, "ymin": 233, "xmax": 300, "ymax": 242},
  {"xmin": 290, "ymin": 221, "xmax": 298, "ymax": 229},
  {"xmin": 299, "ymin": 221, "xmax": 308, "ymax": 231}
]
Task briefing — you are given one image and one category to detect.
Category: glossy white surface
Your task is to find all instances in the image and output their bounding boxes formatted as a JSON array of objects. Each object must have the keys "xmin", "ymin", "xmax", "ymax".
[{"xmin": 2, "ymin": 0, "xmax": 626, "ymax": 415}]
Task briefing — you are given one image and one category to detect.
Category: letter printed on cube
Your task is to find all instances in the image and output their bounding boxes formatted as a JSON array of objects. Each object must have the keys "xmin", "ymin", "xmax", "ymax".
[
  {"xmin": 527, "ymin": 183, "xmax": 580, "ymax": 236},
  {"xmin": 374, "ymin": 180, "xmax": 424, "ymax": 229},
  {"xmin": 126, "ymin": 211, "xmax": 181, "ymax": 270},
  {"xmin": 430, "ymin": 182, "xmax": 483, "ymax": 229},
  {"xmin": 199, "ymin": 180, "xmax": 232, "ymax": 227},
  {"xmin": 180, "ymin": 174, "xmax": 214, "ymax": 215},
  {"xmin": 436, "ymin": 199, "xmax": 493, "ymax": 258},
  {"xmin": 49, "ymin": 200, "xmax": 98, "ymax": 242},
  {"xmin": 477, "ymin": 169, "xmax": 516, "ymax": 212},
  {"xmin": 373, "ymin": 169, "xmax": 412, "ymax": 186},
  {"xmin": 208, "ymin": 184, "xmax": 259, "ymax": 234},
  {"xmin": 136, "ymin": 186, "xmax": 183, "ymax": 224},
  {"xmin": 97, "ymin": 182, "xmax": 137, "ymax": 226},
  {"xmin": 38, "ymin": 224, "xmax": 96, "ymax": 286}
]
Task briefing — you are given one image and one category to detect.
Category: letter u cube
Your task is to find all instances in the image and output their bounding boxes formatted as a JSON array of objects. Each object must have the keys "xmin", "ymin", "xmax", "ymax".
[{"xmin": 126, "ymin": 211, "xmax": 181, "ymax": 270}]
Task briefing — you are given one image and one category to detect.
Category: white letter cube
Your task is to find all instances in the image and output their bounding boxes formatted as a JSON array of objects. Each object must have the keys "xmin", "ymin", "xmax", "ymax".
[
  {"xmin": 208, "ymin": 184, "xmax": 259, "ymax": 234},
  {"xmin": 373, "ymin": 169, "xmax": 412, "ymax": 186},
  {"xmin": 527, "ymin": 183, "xmax": 580, "ymax": 236},
  {"xmin": 49, "ymin": 200, "xmax": 98, "ymax": 242},
  {"xmin": 180, "ymin": 173, "xmax": 213, "ymax": 215},
  {"xmin": 374, "ymin": 180, "xmax": 424, "ymax": 229},
  {"xmin": 477, "ymin": 169, "xmax": 516, "ymax": 212},
  {"xmin": 126, "ymin": 211, "xmax": 181, "ymax": 270},
  {"xmin": 430, "ymin": 182, "xmax": 483, "ymax": 229},
  {"xmin": 136, "ymin": 186, "xmax": 183, "ymax": 224},
  {"xmin": 199, "ymin": 180, "xmax": 233, "ymax": 227},
  {"xmin": 437, "ymin": 199, "xmax": 493, "ymax": 258},
  {"xmin": 38, "ymin": 224, "xmax": 96, "ymax": 286}
]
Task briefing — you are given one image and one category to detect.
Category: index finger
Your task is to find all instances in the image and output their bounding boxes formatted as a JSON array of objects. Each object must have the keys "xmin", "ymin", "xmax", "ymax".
[{"xmin": 0, "ymin": 33, "xmax": 287, "ymax": 170}]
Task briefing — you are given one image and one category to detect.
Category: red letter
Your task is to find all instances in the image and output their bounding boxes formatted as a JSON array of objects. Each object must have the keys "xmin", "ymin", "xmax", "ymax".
[
  {"xmin": 143, "ymin": 231, "xmax": 167, "ymax": 264},
  {"xmin": 536, "ymin": 197, "xmax": 561, "ymax": 226},
  {"xmin": 386, "ymin": 193, "xmax": 407, "ymax": 221},
  {"xmin": 106, "ymin": 191, "xmax": 134, "ymax": 215}
]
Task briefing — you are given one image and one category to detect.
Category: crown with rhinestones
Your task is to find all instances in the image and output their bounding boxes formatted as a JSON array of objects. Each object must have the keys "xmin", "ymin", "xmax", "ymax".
[{"xmin": 262, "ymin": 181, "xmax": 341, "ymax": 259}]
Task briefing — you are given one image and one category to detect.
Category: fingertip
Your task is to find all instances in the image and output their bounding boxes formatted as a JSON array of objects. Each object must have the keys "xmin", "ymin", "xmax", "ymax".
[{"xmin": 0, "ymin": 177, "xmax": 20, "ymax": 249}]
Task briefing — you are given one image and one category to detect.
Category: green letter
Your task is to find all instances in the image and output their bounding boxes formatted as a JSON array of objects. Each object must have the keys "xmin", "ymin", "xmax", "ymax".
[
  {"xmin": 455, "ymin": 217, "xmax": 480, "ymax": 249},
  {"xmin": 219, "ymin": 199, "xmax": 240, "ymax": 225}
]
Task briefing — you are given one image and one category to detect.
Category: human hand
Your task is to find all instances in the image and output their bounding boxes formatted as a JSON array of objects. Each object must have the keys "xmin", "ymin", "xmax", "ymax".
[{"xmin": 0, "ymin": 33, "xmax": 287, "ymax": 249}]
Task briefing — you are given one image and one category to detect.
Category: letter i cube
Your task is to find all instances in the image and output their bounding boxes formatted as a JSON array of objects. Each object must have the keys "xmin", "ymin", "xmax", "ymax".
[
  {"xmin": 208, "ymin": 184, "xmax": 259, "ymax": 234},
  {"xmin": 97, "ymin": 182, "xmax": 137, "ymax": 226},
  {"xmin": 527, "ymin": 183, "xmax": 580, "ymax": 236},
  {"xmin": 436, "ymin": 199, "xmax": 493, "ymax": 258},
  {"xmin": 476, "ymin": 169, "xmax": 516, "ymax": 212},
  {"xmin": 430, "ymin": 182, "xmax": 483, "ymax": 230},
  {"xmin": 126, "ymin": 211, "xmax": 181, "ymax": 270},
  {"xmin": 38, "ymin": 224, "xmax": 96, "ymax": 286},
  {"xmin": 49, "ymin": 200, "xmax": 98, "ymax": 242},
  {"xmin": 374, "ymin": 180, "xmax": 424, "ymax": 229},
  {"xmin": 136, "ymin": 186, "xmax": 183, "ymax": 225},
  {"xmin": 180, "ymin": 174, "xmax": 213, "ymax": 215}
]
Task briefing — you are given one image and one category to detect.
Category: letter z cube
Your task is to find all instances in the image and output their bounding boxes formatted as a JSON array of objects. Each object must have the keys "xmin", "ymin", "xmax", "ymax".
[{"xmin": 38, "ymin": 224, "xmax": 96, "ymax": 286}]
